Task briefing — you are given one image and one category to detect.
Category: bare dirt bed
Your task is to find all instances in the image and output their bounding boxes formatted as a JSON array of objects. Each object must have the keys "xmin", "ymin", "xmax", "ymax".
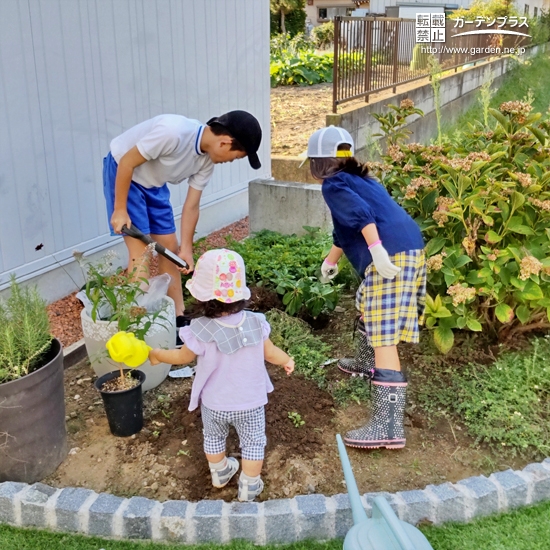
[
  {"xmin": 270, "ymin": 76, "xmax": 434, "ymax": 157},
  {"xmin": 45, "ymin": 294, "xmax": 529, "ymax": 503},
  {"xmin": 45, "ymin": 217, "xmax": 532, "ymax": 503},
  {"xmin": 271, "ymin": 83, "xmax": 333, "ymax": 157}
]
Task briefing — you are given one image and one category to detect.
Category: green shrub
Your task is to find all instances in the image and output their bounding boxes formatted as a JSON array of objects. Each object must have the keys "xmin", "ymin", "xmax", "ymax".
[
  {"xmin": 0, "ymin": 277, "xmax": 52, "ymax": 383},
  {"xmin": 270, "ymin": 32, "xmax": 313, "ymax": 58},
  {"xmin": 311, "ymin": 21, "xmax": 334, "ymax": 50},
  {"xmin": 270, "ymin": 0, "xmax": 306, "ymax": 37},
  {"xmin": 450, "ymin": 0, "xmax": 519, "ymax": 20},
  {"xmin": 270, "ymin": 32, "xmax": 334, "ymax": 87},
  {"xmin": 227, "ymin": 228, "xmax": 354, "ymax": 318},
  {"xmin": 528, "ymin": 14, "xmax": 550, "ymax": 45},
  {"xmin": 271, "ymin": 51, "xmax": 333, "ymax": 87},
  {"xmin": 369, "ymin": 99, "xmax": 550, "ymax": 353}
]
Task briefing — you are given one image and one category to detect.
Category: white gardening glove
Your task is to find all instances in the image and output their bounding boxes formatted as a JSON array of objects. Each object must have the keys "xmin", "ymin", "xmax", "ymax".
[
  {"xmin": 369, "ymin": 242, "xmax": 401, "ymax": 279},
  {"xmin": 320, "ymin": 259, "xmax": 339, "ymax": 282}
]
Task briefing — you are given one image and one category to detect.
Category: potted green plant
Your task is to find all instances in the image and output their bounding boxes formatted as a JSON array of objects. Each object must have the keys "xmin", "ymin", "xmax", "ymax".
[
  {"xmin": 94, "ymin": 331, "xmax": 151, "ymax": 437},
  {"xmin": 0, "ymin": 277, "xmax": 67, "ymax": 483},
  {"xmin": 74, "ymin": 248, "xmax": 175, "ymax": 391}
]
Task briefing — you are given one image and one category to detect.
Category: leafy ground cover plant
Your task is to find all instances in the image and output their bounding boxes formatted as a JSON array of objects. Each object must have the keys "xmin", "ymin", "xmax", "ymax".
[
  {"xmin": 369, "ymin": 98, "xmax": 550, "ymax": 352},
  {"xmin": 415, "ymin": 337, "xmax": 550, "ymax": 458},
  {"xmin": 227, "ymin": 228, "xmax": 354, "ymax": 318},
  {"xmin": 0, "ymin": 277, "xmax": 52, "ymax": 383},
  {"xmin": 270, "ymin": 32, "xmax": 333, "ymax": 86}
]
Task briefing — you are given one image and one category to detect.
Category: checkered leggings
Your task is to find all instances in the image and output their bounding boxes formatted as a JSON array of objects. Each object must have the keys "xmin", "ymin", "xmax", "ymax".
[{"xmin": 200, "ymin": 404, "xmax": 266, "ymax": 461}]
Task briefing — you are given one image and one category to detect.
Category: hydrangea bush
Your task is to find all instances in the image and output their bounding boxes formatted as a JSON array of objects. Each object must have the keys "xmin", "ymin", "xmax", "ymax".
[{"xmin": 369, "ymin": 99, "xmax": 550, "ymax": 352}]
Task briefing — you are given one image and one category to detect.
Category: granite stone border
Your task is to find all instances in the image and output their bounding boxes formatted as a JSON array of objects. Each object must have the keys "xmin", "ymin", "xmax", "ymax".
[{"xmin": 1, "ymin": 459, "xmax": 550, "ymax": 543}]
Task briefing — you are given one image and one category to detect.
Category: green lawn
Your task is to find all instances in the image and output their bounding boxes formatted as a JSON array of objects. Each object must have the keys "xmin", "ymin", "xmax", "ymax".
[{"xmin": 2, "ymin": 499, "xmax": 550, "ymax": 550}]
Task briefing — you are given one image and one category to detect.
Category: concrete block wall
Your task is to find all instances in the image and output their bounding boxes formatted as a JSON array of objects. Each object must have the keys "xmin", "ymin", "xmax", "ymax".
[
  {"xmin": 249, "ymin": 178, "xmax": 332, "ymax": 236},
  {"xmin": 2, "ymin": 459, "xmax": 550, "ymax": 543}
]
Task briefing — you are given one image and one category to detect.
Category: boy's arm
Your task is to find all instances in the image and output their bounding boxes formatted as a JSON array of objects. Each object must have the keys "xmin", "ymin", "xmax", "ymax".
[
  {"xmin": 178, "ymin": 187, "xmax": 203, "ymax": 273},
  {"xmin": 111, "ymin": 146, "xmax": 148, "ymax": 233},
  {"xmin": 264, "ymin": 339, "xmax": 294, "ymax": 375},
  {"xmin": 149, "ymin": 345, "xmax": 197, "ymax": 366}
]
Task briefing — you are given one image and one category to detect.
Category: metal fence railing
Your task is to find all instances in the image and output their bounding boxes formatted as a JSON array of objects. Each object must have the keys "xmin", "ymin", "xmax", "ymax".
[{"xmin": 332, "ymin": 16, "xmax": 531, "ymax": 112}]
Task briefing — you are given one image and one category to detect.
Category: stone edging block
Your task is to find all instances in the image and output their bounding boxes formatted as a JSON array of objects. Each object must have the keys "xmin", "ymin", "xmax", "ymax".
[{"xmin": 1, "ymin": 458, "xmax": 550, "ymax": 543}]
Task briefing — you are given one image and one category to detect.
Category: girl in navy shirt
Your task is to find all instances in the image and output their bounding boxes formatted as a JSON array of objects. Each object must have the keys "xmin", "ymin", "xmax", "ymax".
[{"xmin": 307, "ymin": 126, "xmax": 425, "ymax": 450}]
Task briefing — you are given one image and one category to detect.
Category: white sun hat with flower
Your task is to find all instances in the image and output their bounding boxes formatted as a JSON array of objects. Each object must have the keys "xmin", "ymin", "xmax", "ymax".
[{"xmin": 185, "ymin": 249, "xmax": 251, "ymax": 303}]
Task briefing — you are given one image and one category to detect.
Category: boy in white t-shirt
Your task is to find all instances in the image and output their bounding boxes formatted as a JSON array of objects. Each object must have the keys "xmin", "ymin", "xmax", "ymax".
[{"xmin": 103, "ymin": 111, "xmax": 262, "ymax": 342}]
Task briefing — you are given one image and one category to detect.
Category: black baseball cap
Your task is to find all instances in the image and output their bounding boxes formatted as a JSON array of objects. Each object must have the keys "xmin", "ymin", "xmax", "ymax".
[{"xmin": 207, "ymin": 110, "xmax": 262, "ymax": 169}]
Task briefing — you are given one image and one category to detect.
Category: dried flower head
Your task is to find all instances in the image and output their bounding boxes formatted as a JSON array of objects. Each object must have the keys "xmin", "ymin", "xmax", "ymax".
[
  {"xmin": 519, "ymin": 255, "xmax": 543, "ymax": 281},
  {"xmin": 433, "ymin": 211, "xmax": 448, "ymax": 226},
  {"xmin": 407, "ymin": 143, "xmax": 425, "ymax": 154},
  {"xmin": 404, "ymin": 176, "xmax": 435, "ymax": 199},
  {"xmin": 448, "ymin": 157, "xmax": 472, "ymax": 171},
  {"xmin": 528, "ymin": 198, "xmax": 550, "ymax": 211},
  {"xmin": 400, "ymin": 98, "xmax": 415, "ymax": 109},
  {"xmin": 514, "ymin": 172, "xmax": 533, "ymax": 188},
  {"xmin": 467, "ymin": 151, "xmax": 491, "ymax": 162},
  {"xmin": 387, "ymin": 144, "xmax": 405, "ymax": 163},
  {"xmin": 499, "ymin": 100, "xmax": 533, "ymax": 124},
  {"xmin": 427, "ymin": 254, "xmax": 444, "ymax": 271},
  {"xmin": 462, "ymin": 237, "xmax": 476, "ymax": 256},
  {"xmin": 447, "ymin": 284, "xmax": 476, "ymax": 307}
]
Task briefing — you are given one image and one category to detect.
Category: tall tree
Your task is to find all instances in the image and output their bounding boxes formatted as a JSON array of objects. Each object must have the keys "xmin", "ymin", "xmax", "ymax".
[{"xmin": 270, "ymin": 0, "xmax": 303, "ymax": 34}]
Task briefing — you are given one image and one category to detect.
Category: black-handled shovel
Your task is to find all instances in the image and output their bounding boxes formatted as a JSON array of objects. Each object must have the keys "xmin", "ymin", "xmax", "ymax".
[{"xmin": 121, "ymin": 224, "xmax": 189, "ymax": 270}]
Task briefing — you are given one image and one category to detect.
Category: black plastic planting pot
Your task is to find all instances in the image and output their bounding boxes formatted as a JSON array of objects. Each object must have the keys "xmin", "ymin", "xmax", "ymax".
[
  {"xmin": 95, "ymin": 369, "xmax": 145, "ymax": 437},
  {"xmin": 0, "ymin": 338, "xmax": 67, "ymax": 483}
]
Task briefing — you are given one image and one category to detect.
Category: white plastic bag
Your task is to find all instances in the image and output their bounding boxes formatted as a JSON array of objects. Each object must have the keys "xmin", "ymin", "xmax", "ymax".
[
  {"xmin": 136, "ymin": 273, "xmax": 171, "ymax": 313},
  {"xmin": 76, "ymin": 290, "xmax": 114, "ymax": 320}
]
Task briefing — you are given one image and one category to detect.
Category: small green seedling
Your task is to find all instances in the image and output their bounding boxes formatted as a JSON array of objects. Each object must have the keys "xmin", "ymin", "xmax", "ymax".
[{"xmin": 288, "ymin": 411, "xmax": 305, "ymax": 428}]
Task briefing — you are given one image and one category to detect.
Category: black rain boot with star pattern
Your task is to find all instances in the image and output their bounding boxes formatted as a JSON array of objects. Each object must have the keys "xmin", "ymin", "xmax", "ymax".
[
  {"xmin": 338, "ymin": 319, "xmax": 375, "ymax": 377},
  {"xmin": 344, "ymin": 368, "xmax": 407, "ymax": 449}
]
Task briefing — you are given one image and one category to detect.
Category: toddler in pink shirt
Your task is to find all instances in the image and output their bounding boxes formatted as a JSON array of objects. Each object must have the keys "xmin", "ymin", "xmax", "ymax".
[{"xmin": 149, "ymin": 249, "xmax": 294, "ymax": 501}]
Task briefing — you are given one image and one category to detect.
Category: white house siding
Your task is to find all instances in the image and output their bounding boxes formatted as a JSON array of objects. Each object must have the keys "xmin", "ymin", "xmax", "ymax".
[
  {"xmin": 0, "ymin": 0, "xmax": 270, "ymax": 302},
  {"xmin": 370, "ymin": 0, "xmax": 471, "ymax": 14}
]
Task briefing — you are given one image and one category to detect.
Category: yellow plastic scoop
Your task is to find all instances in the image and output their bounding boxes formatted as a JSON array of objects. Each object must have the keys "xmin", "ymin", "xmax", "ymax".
[{"xmin": 106, "ymin": 331, "xmax": 151, "ymax": 368}]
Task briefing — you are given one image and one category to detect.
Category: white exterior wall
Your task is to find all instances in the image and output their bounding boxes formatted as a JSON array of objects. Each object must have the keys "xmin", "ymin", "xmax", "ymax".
[
  {"xmin": 523, "ymin": 0, "xmax": 548, "ymax": 16},
  {"xmin": 0, "ymin": 0, "xmax": 270, "ymax": 302},
  {"xmin": 369, "ymin": 0, "xmax": 471, "ymax": 14}
]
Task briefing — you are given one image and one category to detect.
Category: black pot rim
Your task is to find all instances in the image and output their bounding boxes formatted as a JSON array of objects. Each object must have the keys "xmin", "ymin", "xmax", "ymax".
[
  {"xmin": 95, "ymin": 369, "xmax": 146, "ymax": 395},
  {"xmin": 0, "ymin": 338, "xmax": 61, "ymax": 389}
]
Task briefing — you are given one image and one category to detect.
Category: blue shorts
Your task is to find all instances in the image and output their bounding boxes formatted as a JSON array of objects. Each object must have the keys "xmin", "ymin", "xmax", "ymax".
[{"xmin": 103, "ymin": 152, "xmax": 176, "ymax": 236}]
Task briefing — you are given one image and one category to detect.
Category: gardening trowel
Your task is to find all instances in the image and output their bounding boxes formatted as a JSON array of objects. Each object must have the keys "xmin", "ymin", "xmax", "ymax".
[
  {"xmin": 121, "ymin": 224, "xmax": 189, "ymax": 270},
  {"xmin": 318, "ymin": 266, "xmax": 338, "ymax": 284}
]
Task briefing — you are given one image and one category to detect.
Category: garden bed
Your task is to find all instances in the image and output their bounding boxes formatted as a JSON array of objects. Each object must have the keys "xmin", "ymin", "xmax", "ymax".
[{"xmin": 44, "ymin": 291, "xmax": 533, "ymax": 503}]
